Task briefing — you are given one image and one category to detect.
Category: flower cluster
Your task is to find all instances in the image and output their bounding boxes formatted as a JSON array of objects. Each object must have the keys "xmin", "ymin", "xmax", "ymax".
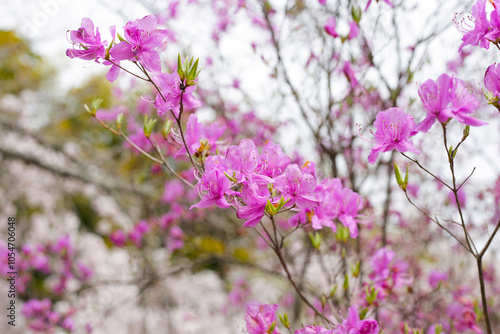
[
  {"xmin": 1, "ymin": 236, "xmax": 92, "ymax": 295},
  {"xmin": 245, "ymin": 303, "xmax": 280, "ymax": 334},
  {"xmin": 22, "ymin": 299, "xmax": 76, "ymax": 333},
  {"xmin": 66, "ymin": 16, "xmax": 201, "ymax": 117},
  {"xmin": 454, "ymin": 0, "xmax": 500, "ymax": 52},
  {"xmin": 366, "ymin": 248, "xmax": 411, "ymax": 303},
  {"xmin": 190, "ymin": 139, "xmax": 363, "ymax": 234},
  {"xmin": 1, "ymin": 237, "xmax": 92, "ymax": 333},
  {"xmin": 416, "ymin": 73, "xmax": 486, "ymax": 133},
  {"xmin": 109, "ymin": 213, "xmax": 185, "ymax": 251}
]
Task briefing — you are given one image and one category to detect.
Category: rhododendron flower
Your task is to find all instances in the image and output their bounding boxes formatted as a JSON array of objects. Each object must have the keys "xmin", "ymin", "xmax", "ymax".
[
  {"xmin": 245, "ymin": 303, "xmax": 280, "ymax": 334},
  {"xmin": 416, "ymin": 74, "xmax": 486, "ymax": 133},
  {"xmin": 237, "ymin": 183, "xmax": 270, "ymax": 227},
  {"xmin": 191, "ymin": 169, "xmax": 239, "ymax": 209},
  {"xmin": 226, "ymin": 139, "xmax": 262, "ymax": 183},
  {"xmin": 428, "ymin": 270, "xmax": 448, "ymax": 289},
  {"xmin": 310, "ymin": 179, "xmax": 342, "ymax": 231},
  {"xmin": 446, "ymin": 299, "xmax": 482, "ymax": 333},
  {"xmin": 368, "ymin": 107, "xmax": 419, "ymax": 164},
  {"xmin": 129, "ymin": 220, "xmax": 150, "ymax": 247},
  {"xmin": 109, "ymin": 15, "xmax": 169, "ymax": 72},
  {"xmin": 259, "ymin": 140, "xmax": 291, "ymax": 178},
  {"xmin": 153, "ymin": 71, "xmax": 202, "ymax": 117},
  {"xmin": 22, "ymin": 299, "xmax": 74, "ymax": 333},
  {"xmin": 368, "ymin": 247, "xmax": 411, "ymax": 301},
  {"xmin": 454, "ymin": 0, "xmax": 497, "ymax": 52},
  {"xmin": 324, "ymin": 17, "xmax": 338, "ymax": 38},
  {"xmin": 166, "ymin": 226, "xmax": 184, "ymax": 251},
  {"xmin": 228, "ymin": 278, "xmax": 250, "ymax": 306},
  {"xmin": 274, "ymin": 164, "xmax": 318, "ymax": 209},
  {"xmin": 295, "ymin": 326, "xmax": 333, "ymax": 334},
  {"xmin": 334, "ymin": 187, "xmax": 363, "ymax": 238},
  {"xmin": 109, "ymin": 229, "xmax": 126, "ymax": 247},
  {"xmin": 342, "ymin": 61, "xmax": 358, "ymax": 88},
  {"xmin": 484, "ymin": 63, "xmax": 500, "ymax": 98},
  {"xmin": 66, "ymin": 18, "xmax": 106, "ymax": 61},
  {"xmin": 174, "ymin": 114, "xmax": 225, "ymax": 158},
  {"xmin": 348, "ymin": 21, "xmax": 360, "ymax": 40},
  {"xmin": 333, "ymin": 306, "xmax": 379, "ymax": 334}
]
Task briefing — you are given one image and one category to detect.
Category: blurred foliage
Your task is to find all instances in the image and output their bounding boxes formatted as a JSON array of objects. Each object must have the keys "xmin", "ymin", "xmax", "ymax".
[{"xmin": 0, "ymin": 30, "xmax": 54, "ymax": 96}]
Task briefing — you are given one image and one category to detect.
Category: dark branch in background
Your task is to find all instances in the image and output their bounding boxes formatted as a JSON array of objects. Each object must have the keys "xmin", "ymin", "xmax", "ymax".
[{"xmin": 0, "ymin": 140, "xmax": 153, "ymax": 197}]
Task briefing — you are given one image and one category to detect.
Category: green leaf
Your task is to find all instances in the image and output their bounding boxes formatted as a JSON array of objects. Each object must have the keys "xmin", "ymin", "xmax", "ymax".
[
  {"xmin": 116, "ymin": 113, "xmax": 124, "ymax": 130},
  {"xmin": 177, "ymin": 54, "xmax": 184, "ymax": 77},
  {"xmin": 351, "ymin": 6, "xmax": 362, "ymax": 23},
  {"xmin": 223, "ymin": 171, "xmax": 239, "ymax": 183},
  {"xmin": 343, "ymin": 273, "xmax": 349, "ymax": 291},
  {"xmin": 351, "ymin": 261, "xmax": 360, "ymax": 277},
  {"xmin": 309, "ymin": 232, "xmax": 322, "ymax": 249},
  {"xmin": 162, "ymin": 119, "xmax": 173, "ymax": 138}
]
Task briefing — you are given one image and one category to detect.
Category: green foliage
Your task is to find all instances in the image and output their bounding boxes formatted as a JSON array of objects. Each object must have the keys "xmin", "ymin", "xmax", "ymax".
[{"xmin": 0, "ymin": 30, "xmax": 54, "ymax": 96}]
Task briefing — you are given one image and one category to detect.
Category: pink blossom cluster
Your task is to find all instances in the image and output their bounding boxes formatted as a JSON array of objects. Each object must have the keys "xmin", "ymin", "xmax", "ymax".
[
  {"xmin": 1, "ymin": 236, "xmax": 92, "ymax": 295},
  {"xmin": 1, "ymin": 237, "xmax": 92, "ymax": 333},
  {"xmin": 415, "ymin": 73, "xmax": 486, "ymax": 132},
  {"xmin": 109, "ymin": 213, "xmax": 184, "ymax": 251},
  {"xmin": 246, "ymin": 304, "xmax": 379, "ymax": 334},
  {"xmin": 190, "ymin": 139, "xmax": 363, "ymax": 236},
  {"xmin": 66, "ymin": 16, "xmax": 201, "ymax": 118},
  {"xmin": 22, "ymin": 299, "xmax": 76, "ymax": 333},
  {"xmin": 365, "ymin": 248, "xmax": 411, "ymax": 303}
]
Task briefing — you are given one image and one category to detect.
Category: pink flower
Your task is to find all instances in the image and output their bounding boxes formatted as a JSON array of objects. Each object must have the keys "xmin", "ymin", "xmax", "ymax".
[
  {"xmin": 368, "ymin": 248, "xmax": 411, "ymax": 301},
  {"xmin": 259, "ymin": 140, "xmax": 291, "ymax": 178},
  {"xmin": 342, "ymin": 61, "xmax": 358, "ymax": 88},
  {"xmin": 334, "ymin": 187, "xmax": 363, "ymax": 238},
  {"xmin": 368, "ymin": 107, "xmax": 419, "ymax": 164},
  {"xmin": 162, "ymin": 179, "xmax": 185, "ymax": 204},
  {"xmin": 484, "ymin": 63, "xmax": 500, "ymax": 98},
  {"xmin": 153, "ymin": 71, "xmax": 202, "ymax": 117},
  {"xmin": 454, "ymin": 0, "xmax": 494, "ymax": 52},
  {"xmin": 110, "ymin": 15, "xmax": 169, "ymax": 72},
  {"xmin": 428, "ymin": 270, "xmax": 448, "ymax": 289},
  {"xmin": 310, "ymin": 179, "xmax": 342, "ymax": 231},
  {"xmin": 66, "ymin": 18, "xmax": 106, "ymax": 62},
  {"xmin": 190, "ymin": 169, "xmax": 238, "ymax": 209},
  {"xmin": 348, "ymin": 21, "xmax": 360, "ymax": 40},
  {"xmin": 324, "ymin": 17, "xmax": 338, "ymax": 38},
  {"xmin": 333, "ymin": 306, "xmax": 379, "ymax": 334},
  {"xmin": 295, "ymin": 326, "xmax": 333, "ymax": 334},
  {"xmin": 109, "ymin": 229, "xmax": 126, "ymax": 247},
  {"xmin": 415, "ymin": 74, "xmax": 486, "ymax": 133},
  {"xmin": 274, "ymin": 164, "xmax": 318, "ymax": 209},
  {"xmin": 166, "ymin": 226, "xmax": 184, "ymax": 251},
  {"xmin": 228, "ymin": 278, "xmax": 250, "ymax": 306},
  {"xmin": 446, "ymin": 298, "xmax": 482, "ymax": 333},
  {"xmin": 226, "ymin": 139, "xmax": 265, "ymax": 183},
  {"xmin": 245, "ymin": 303, "xmax": 281, "ymax": 334},
  {"xmin": 237, "ymin": 183, "xmax": 270, "ymax": 228},
  {"xmin": 174, "ymin": 114, "xmax": 225, "ymax": 158},
  {"xmin": 128, "ymin": 220, "xmax": 150, "ymax": 248}
]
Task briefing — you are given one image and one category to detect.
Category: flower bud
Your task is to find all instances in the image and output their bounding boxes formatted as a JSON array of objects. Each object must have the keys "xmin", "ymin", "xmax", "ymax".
[
  {"xmin": 162, "ymin": 119, "xmax": 173, "ymax": 138},
  {"xmin": 143, "ymin": 114, "xmax": 157, "ymax": 138}
]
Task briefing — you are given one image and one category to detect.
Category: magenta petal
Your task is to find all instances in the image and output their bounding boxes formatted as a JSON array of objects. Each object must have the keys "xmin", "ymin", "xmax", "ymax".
[
  {"xmin": 109, "ymin": 42, "xmax": 135, "ymax": 60},
  {"xmin": 138, "ymin": 50, "xmax": 162, "ymax": 72}
]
